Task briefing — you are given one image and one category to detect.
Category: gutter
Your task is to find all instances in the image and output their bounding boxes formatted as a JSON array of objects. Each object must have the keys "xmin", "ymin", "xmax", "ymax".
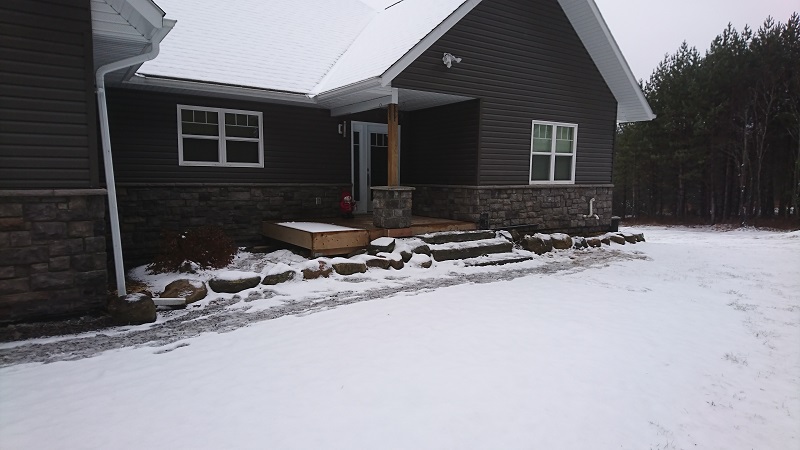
[{"xmin": 95, "ymin": 19, "xmax": 176, "ymax": 296}]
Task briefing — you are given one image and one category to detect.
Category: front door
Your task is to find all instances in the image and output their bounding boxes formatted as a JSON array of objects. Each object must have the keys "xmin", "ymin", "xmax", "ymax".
[{"xmin": 351, "ymin": 121, "xmax": 399, "ymax": 214}]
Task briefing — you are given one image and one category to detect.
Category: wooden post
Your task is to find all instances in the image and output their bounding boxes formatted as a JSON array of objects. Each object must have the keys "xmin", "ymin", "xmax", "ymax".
[{"xmin": 387, "ymin": 103, "xmax": 399, "ymax": 186}]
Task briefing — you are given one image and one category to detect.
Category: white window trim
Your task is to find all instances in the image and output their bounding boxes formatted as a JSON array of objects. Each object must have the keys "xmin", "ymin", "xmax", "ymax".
[
  {"xmin": 529, "ymin": 120, "xmax": 578, "ymax": 184},
  {"xmin": 177, "ymin": 104, "xmax": 264, "ymax": 168}
]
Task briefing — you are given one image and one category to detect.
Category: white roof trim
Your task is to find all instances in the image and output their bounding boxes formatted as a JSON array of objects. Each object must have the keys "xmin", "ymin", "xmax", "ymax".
[
  {"xmin": 557, "ymin": 0, "xmax": 654, "ymax": 122},
  {"xmin": 126, "ymin": 75, "xmax": 318, "ymax": 105},
  {"xmin": 377, "ymin": 0, "xmax": 482, "ymax": 87}
]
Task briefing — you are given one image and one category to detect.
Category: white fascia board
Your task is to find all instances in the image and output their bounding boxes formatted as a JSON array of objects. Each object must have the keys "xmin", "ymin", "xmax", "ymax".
[
  {"xmin": 330, "ymin": 95, "xmax": 394, "ymax": 117},
  {"xmin": 126, "ymin": 75, "xmax": 319, "ymax": 105},
  {"xmin": 558, "ymin": 0, "xmax": 655, "ymax": 122},
  {"xmin": 379, "ymin": 0, "xmax": 482, "ymax": 86},
  {"xmin": 311, "ymin": 78, "xmax": 384, "ymax": 102}
]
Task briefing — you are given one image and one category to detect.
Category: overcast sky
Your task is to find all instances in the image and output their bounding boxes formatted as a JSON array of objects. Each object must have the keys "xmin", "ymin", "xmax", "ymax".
[{"xmin": 594, "ymin": 0, "xmax": 798, "ymax": 82}]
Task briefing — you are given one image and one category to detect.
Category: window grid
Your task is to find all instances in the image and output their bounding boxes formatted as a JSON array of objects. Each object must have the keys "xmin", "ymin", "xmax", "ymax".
[
  {"xmin": 529, "ymin": 121, "xmax": 577, "ymax": 184},
  {"xmin": 178, "ymin": 105, "xmax": 264, "ymax": 168}
]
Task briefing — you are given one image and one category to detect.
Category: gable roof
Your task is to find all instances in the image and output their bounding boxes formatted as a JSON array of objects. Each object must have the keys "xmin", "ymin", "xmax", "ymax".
[{"xmin": 135, "ymin": 0, "xmax": 653, "ymax": 122}]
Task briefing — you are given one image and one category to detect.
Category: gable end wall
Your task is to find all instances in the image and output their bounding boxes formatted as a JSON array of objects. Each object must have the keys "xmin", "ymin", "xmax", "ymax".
[{"xmin": 394, "ymin": 0, "xmax": 617, "ymax": 185}]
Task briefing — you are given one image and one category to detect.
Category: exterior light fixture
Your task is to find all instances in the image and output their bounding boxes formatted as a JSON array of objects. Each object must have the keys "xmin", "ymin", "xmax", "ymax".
[{"xmin": 442, "ymin": 52, "xmax": 462, "ymax": 68}]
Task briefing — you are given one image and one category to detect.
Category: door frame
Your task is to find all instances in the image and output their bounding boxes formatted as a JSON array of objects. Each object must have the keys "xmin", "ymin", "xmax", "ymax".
[{"xmin": 350, "ymin": 121, "xmax": 401, "ymax": 214}]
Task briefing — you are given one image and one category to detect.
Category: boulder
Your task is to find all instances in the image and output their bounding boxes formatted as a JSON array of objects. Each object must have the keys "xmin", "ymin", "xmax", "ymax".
[
  {"xmin": 551, "ymin": 233, "xmax": 573, "ymax": 250},
  {"xmin": 262, "ymin": 270, "xmax": 296, "ymax": 286},
  {"xmin": 333, "ymin": 262, "xmax": 367, "ymax": 275},
  {"xmin": 108, "ymin": 293, "xmax": 156, "ymax": 325},
  {"xmin": 302, "ymin": 262, "xmax": 333, "ymax": 280},
  {"xmin": 389, "ymin": 259, "xmax": 405, "ymax": 270},
  {"xmin": 521, "ymin": 234, "xmax": 553, "ymax": 255},
  {"xmin": 400, "ymin": 251, "xmax": 413, "ymax": 262},
  {"xmin": 572, "ymin": 237, "xmax": 588, "ymax": 249},
  {"xmin": 365, "ymin": 257, "xmax": 391, "ymax": 270},
  {"xmin": 607, "ymin": 234, "xmax": 626, "ymax": 245},
  {"xmin": 161, "ymin": 279, "xmax": 207, "ymax": 304},
  {"xmin": 586, "ymin": 237, "xmax": 603, "ymax": 248},
  {"xmin": 410, "ymin": 254, "xmax": 433, "ymax": 268},
  {"xmin": 411, "ymin": 244, "xmax": 431, "ymax": 256},
  {"xmin": 622, "ymin": 233, "xmax": 638, "ymax": 244},
  {"xmin": 209, "ymin": 272, "xmax": 262, "ymax": 293},
  {"xmin": 601, "ymin": 236, "xmax": 611, "ymax": 246},
  {"xmin": 633, "ymin": 233, "xmax": 646, "ymax": 242},
  {"xmin": 368, "ymin": 237, "xmax": 395, "ymax": 254}
]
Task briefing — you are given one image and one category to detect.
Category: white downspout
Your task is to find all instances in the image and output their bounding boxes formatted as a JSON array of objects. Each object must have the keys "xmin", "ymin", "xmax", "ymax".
[
  {"xmin": 582, "ymin": 197, "xmax": 599, "ymax": 220},
  {"xmin": 95, "ymin": 21, "xmax": 175, "ymax": 296}
]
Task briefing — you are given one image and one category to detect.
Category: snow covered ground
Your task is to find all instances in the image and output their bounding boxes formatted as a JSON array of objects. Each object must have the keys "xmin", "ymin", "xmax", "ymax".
[{"xmin": 1, "ymin": 226, "xmax": 798, "ymax": 449}]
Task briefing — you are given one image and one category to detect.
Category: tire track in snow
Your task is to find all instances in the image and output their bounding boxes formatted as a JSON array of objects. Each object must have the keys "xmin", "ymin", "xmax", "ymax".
[{"xmin": 0, "ymin": 250, "xmax": 646, "ymax": 366}]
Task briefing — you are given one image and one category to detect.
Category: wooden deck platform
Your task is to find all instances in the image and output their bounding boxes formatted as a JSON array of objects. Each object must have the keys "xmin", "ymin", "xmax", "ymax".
[{"xmin": 262, "ymin": 215, "xmax": 476, "ymax": 257}]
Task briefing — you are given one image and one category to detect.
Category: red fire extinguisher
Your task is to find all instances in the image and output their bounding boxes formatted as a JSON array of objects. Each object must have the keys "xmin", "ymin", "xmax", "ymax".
[{"xmin": 339, "ymin": 190, "xmax": 356, "ymax": 218}]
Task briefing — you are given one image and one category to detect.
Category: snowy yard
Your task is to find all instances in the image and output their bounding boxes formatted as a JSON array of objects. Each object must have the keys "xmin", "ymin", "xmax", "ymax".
[{"xmin": 1, "ymin": 227, "xmax": 798, "ymax": 449}]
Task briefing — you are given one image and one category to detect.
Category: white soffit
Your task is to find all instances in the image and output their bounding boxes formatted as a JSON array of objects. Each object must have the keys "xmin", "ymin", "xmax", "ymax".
[
  {"xmin": 556, "ymin": 0, "xmax": 655, "ymax": 122},
  {"xmin": 91, "ymin": 0, "xmax": 169, "ymax": 82}
]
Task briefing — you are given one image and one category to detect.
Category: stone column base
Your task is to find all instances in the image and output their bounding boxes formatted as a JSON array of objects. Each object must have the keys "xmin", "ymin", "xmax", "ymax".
[{"xmin": 371, "ymin": 186, "xmax": 415, "ymax": 229}]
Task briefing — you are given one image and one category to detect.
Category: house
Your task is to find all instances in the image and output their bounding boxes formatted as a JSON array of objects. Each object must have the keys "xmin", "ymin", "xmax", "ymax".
[{"xmin": 0, "ymin": 0, "xmax": 654, "ymax": 323}]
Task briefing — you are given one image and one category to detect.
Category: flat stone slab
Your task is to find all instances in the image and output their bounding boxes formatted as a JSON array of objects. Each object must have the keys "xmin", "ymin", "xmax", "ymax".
[
  {"xmin": 420, "ymin": 230, "xmax": 496, "ymax": 245},
  {"xmin": 430, "ymin": 239, "xmax": 513, "ymax": 261},
  {"xmin": 463, "ymin": 253, "xmax": 534, "ymax": 267}
]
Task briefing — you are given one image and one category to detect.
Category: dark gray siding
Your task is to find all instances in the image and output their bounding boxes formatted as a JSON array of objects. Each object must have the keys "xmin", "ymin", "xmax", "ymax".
[
  {"xmin": 394, "ymin": 0, "xmax": 617, "ymax": 185},
  {"xmin": 0, "ymin": 0, "xmax": 97, "ymax": 188},
  {"xmin": 401, "ymin": 100, "xmax": 480, "ymax": 185},
  {"xmin": 107, "ymin": 88, "xmax": 350, "ymax": 184}
]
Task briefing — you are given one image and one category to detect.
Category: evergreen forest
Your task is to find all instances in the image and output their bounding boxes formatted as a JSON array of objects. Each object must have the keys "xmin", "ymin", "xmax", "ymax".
[{"xmin": 613, "ymin": 14, "xmax": 800, "ymax": 224}]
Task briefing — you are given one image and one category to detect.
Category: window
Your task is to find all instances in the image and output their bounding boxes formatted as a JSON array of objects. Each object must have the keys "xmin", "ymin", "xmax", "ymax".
[
  {"xmin": 529, "ymin": 121, "xmax": 577, "ymax": 183},
  {"xmin": 178, "ymin": 105, "xmax": 263, "ymax": 167}
]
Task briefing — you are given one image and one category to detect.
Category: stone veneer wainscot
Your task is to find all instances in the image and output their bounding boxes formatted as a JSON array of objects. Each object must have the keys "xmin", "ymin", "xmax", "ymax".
[
  {"xmin": 115, "ymin": 183, "xmax": 348, "ymax": 265},
  {"xmin": 0, "ymin": 189, "xmax": 108, "ymax": 323},
  {"xmin": 411, "ymin": 184, "xmax": 613, "ymax": 233}
]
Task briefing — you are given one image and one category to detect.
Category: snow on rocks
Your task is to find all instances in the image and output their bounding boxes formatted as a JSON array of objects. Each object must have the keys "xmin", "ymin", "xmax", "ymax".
[
  {"xmin": 368, "ymin": 237, "xmax": 396, "ymax": 253},
  {"xmin": 261, "ymin": 263, "xmax": 298, "ymax": 286},
  {"xmin": 208, "ymin": 271, "xmax": 262, "ymax": 293},
  {"xmin": 550, "ymin": 233, "xmax": 573, "ymax": 250}
]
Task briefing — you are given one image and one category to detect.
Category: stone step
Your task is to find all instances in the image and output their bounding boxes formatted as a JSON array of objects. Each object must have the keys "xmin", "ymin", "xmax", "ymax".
[
  {"xmin": 463, "ymin": 252, "xmax": 534, "ymax": 267},
  {"xmin": 429, "ymin": 238, "xmax": 514, "ymax": 261},
  {"xmin": 419, "ymin": 230, "xmax": 496, "ymax": 245}
]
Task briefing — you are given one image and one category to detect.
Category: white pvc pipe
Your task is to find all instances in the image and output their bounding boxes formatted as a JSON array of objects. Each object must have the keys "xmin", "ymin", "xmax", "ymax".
[
  {"xmin": 583, "ymin": 197, "xmax": 599, "ymax": 219},
  {"xmin": 95, "ymin": 22, "xmax": 174, "ymax": 296}
]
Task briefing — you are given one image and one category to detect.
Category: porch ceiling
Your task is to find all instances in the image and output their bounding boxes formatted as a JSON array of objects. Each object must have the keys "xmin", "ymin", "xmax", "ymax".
[{"xmin": 326, "ymin": 88, "xmax": 474, "ymax": 117}]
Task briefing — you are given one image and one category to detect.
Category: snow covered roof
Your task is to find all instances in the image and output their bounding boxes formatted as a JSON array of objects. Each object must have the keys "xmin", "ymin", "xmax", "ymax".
[{"xmin": 134, "ymin": 0, "xmax": 653, "ymax": 122}]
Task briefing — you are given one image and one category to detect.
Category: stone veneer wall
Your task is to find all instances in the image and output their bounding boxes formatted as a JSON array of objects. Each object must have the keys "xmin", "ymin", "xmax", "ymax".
[
  {"xmin": 0, "ymin": 190, "xmax": 108, "ymax": 324},
  {"xmin": 115, "ymin": 184, "xmax": 346, "ymax": 265},
  {"xmin": 411, "ymin": 184, "xmax": 613, "ymax": 233}
]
